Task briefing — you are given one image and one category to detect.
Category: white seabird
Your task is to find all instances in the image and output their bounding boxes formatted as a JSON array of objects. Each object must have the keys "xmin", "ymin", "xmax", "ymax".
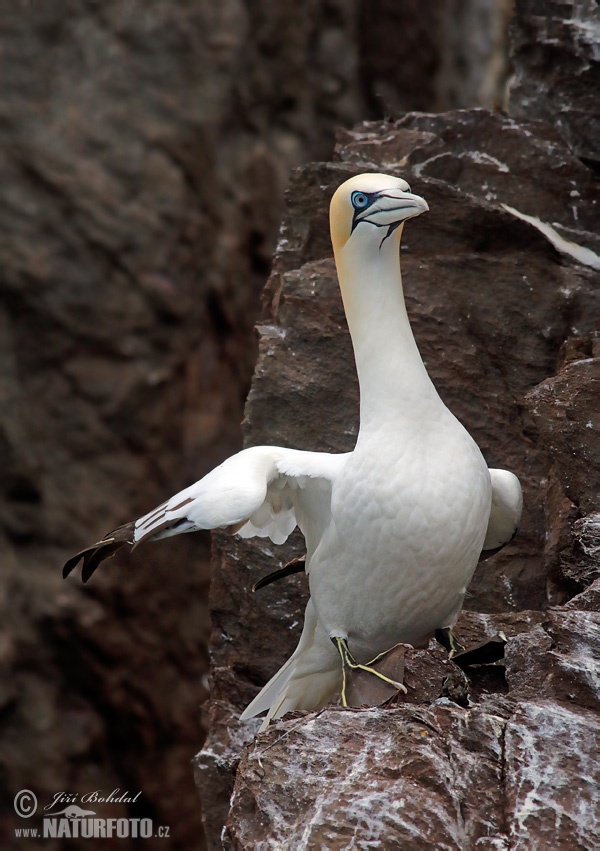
[{"xmin": 64, "ymin": 173, "xmax": 522, "ymax": 729}]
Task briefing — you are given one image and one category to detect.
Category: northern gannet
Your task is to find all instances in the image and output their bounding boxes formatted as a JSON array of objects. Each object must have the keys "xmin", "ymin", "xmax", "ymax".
[{"xmin": 63, "ymin": 173, "xmax": 522, "ymax": 728}]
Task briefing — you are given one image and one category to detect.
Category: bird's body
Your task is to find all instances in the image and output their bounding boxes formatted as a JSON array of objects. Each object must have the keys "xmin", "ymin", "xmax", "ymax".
[
  {"xmin": 64, "ymin": 173, "xmax": 522, "ymax": 730},
  {"xmin": 314, "ymin": 417, "xmax": 490, "ymax": 661}
]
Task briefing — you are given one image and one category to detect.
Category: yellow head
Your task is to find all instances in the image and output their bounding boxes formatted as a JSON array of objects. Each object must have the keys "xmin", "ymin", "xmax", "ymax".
[{"xmin": 330, "ymin": 172, "xmax": 428, "ymax": 256}]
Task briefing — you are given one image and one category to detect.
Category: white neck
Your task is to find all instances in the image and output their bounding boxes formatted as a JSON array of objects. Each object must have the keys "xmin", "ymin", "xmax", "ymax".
[{"xmin": 335, "ymin": 234, "xmax": 441, "ymax": 434}]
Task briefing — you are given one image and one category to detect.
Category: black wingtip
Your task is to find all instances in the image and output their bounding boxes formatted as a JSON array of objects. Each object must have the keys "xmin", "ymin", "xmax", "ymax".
[
  {"xmin": 62, "ymin": 522, "xmax": 136, "ymax": 583},
  {"xmin": 62, "ymin": 545, "xmax": 111, "ymax": 583},
  {"xmin": 252, "ymin": 556, "xmax": 307, "ymax": 592},
  {"xmin": 62, "ymin": 553, "xmax": 83, "ymax": 579},
  {"xmin": 81, "ymin": 550, "xmax": 105, "ymax": 584}
]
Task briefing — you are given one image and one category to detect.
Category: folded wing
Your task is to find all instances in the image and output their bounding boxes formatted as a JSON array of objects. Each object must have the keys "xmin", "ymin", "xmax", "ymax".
[{"xmin": 482, "ymin": 468, "xmax": 523, "ymax": 551}]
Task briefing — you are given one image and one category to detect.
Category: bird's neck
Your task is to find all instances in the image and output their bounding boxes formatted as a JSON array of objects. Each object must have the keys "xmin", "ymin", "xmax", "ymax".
[{"xmin": 335, "ymin": 240, "xmax": 440, "ymax": 433}]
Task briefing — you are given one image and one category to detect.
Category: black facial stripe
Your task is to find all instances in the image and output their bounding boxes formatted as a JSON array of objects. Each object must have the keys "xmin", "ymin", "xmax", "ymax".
[
  {"xmin": 353, "ymin": 213, "xmax": 411, "ymax": 229},
  {"xmin": 351, "ymin": 191, "xmax": 377, "ymax": 232},
  {"xmin": 351, "ymin": 216, "xmax": 403, "ymax": 250},
  {"xmin": 350, "ymin": 188, "xmax": 413, "ymax": 233},
  {"xmin": 379, "ymin": 221, "xmax": 402, "ymax": 249}
]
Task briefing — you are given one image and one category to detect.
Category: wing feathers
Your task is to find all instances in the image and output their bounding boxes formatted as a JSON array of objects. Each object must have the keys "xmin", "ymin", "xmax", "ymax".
[
  {"xmin": 482, "ymin": 469, "xmax": 523, "ymax": 551},
  {"xmin": 63, "ymin": 447, "xmax": 344, "ymax": 582},
  {"xmin": 62, "ymin": 522, "xmax": 135, "ymax": 582}
]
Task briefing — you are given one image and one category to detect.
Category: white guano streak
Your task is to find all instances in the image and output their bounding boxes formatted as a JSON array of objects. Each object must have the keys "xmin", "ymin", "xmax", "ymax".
[{"xmin": 501, "ymin": 204, "xmax": 600, "ymax": 271}]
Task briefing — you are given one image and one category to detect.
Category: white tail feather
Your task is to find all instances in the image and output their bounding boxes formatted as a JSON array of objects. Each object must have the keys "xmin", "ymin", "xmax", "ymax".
[{"xmin": 240, "ymin": 600, "xmax": 342, "ymax": 731}]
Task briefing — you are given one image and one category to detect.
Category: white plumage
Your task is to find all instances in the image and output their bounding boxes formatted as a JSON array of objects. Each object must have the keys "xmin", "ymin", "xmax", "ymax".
[{"xmin": 64, "ymin": 173, "xmax": 522, "ymax": 729}]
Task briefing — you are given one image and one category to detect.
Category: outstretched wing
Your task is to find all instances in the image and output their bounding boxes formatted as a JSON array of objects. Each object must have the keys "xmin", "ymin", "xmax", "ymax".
[
  {"xmin": 63, "ymin": 446, "xmax": 348, "ymax": 583},
  {"xmin": 482, "ymin": 468, "xmax": 523, "ymax": 552}
]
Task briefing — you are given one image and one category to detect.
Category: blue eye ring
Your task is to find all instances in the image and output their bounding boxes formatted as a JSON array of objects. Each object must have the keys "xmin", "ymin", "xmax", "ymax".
[{"xmin": 351, "ymin": 191, "xmax": 370, "ymax": 210}]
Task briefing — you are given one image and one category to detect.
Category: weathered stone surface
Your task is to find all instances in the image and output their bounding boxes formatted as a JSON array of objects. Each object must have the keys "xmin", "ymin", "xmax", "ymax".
[
  {"xmin": 224, "ymin": 704, "xmax": 510, "ymax": 849},
  {"xmin": 504, "ymin": 701, "xmax": 600, "ymax": 849},
  {"xmin": 208, "ymin": 605, "xmax": 600, "ymax": 848},
  {"xmin": 194, "ymin": 701, "xmax": 259, "ymax": 851},
  {"xmin": 219, "ymin": 609, "xmax": 600, "ymax": 848},
  {"xmin": 525, "ymin": 339, "xmax": 599, "ymax": 516},
  {"xmin": 505, "ymin": 609, "xmax": 600, "ymax": 711},
  {"xmin": 524, "ymin": 338, "xmax": 600, "ymax": 595},
  {"xmin": 3, "ymin": 0, "xmax": 599, "ymax": 846},
  {"xmin": 223, "ymin": 698, "xmax": 600, "ymax": 849},
  {"xmin": 509, "ymin": 0, "xmax": 600, "ymax": 164},
  {"xmin": 563, "ymin": 577, "xmax": 600, "ymax": 612}
]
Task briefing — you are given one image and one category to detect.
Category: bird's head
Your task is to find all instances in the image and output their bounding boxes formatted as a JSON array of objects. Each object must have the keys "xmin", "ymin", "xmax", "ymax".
[{"xmin": 329, "ymin": 172, "xmax": 428, "ymax": 259}]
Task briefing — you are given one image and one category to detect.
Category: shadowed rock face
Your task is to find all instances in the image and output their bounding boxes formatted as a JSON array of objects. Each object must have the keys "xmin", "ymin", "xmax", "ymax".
[
  {"xmin": 0, "ymin": 2, "xmax": 369, "ymax": 848},
  {"xmin": 196, "ymin": 56, "xmax": 600, "ymax": 851},
  {"xmin": 509, "ymin": 0, "xmax": 600, "ymax": 166},
  {"xmin": 359, "ymin": 0, "xmax": 514, "ymax": 114},
  {"xmin": 525, "ymin": 335, "xmax": 600, "ymax": 596}
]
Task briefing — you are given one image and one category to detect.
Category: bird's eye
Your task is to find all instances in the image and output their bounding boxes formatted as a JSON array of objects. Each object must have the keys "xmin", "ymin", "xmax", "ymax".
[{"xmin": 351, "ymin": 191, "xmax": 370, "ymax": 210}]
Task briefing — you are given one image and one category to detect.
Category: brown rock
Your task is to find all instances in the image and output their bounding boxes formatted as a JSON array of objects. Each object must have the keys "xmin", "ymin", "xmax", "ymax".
[
  {"xmin": 2, "ymin": 0, "xmax": 598, "ymax": 846},
  {"xmin": 504, "ymin": 701, "xmax": 600, "ymax": 849},
  {"xmin": 222, "ymin": 699, "xmax": 600, "ymax": 848},
  {"xmin": 359, "ymin": 0, "xmax": 514, "ymax": 115},
  {"xmin": 524, "ymin": 337, "xmax": 600, "ymax": 595},
  {"xmin": 194, "ymin": 701, "xmax": 259, "ymax": 851},
  {"xmin": 562, "ymin": 577, "xmax": 600, "ymax": 613},
  {"xmin": 509, "ymin": 0, "xmax": 600, "ymax": 164},
  {"xmin": 525, "ymin": 340, "xmax": 599, "ymax": 517},
  {"xmin": 224, "ymin": 704, "xmax": 510, "ymax": 849},
  {"xmin": 505, "ymin": 608, "xmax": 600, "ymax": 711},
  {"xmin": 0, "ymin": 2, "xmax": 517, "ymax": 842}
]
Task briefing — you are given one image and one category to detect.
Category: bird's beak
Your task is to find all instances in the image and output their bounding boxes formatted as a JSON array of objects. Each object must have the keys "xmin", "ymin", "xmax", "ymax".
[{"xmin": 354, "ymin": 190, "xmax": 429, "ymax": 229}]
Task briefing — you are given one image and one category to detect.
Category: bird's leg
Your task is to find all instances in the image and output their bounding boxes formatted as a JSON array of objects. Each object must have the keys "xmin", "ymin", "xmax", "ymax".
[
  {"xmin": 332, "ymin": 637, "xmax": 407, "ymax": 707},
  {"xmin": 434, "ymin": 627, "xmax": 466, "ymax": 658}
]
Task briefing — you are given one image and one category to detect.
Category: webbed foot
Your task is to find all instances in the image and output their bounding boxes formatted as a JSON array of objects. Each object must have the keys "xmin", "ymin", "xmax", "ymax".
[
  {"xmin": 332, "ymin": 637, "xmax": 408, "ymax": 707},
  {"xmin": 434, "ymin": 627, "xmax": 466, "ymax": 658}
]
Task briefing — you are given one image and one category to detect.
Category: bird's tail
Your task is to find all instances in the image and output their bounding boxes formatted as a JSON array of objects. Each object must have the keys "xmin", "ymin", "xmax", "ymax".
[{"xmin": 239, "ymin": 600, "xmax": 342, "ymax": 731}]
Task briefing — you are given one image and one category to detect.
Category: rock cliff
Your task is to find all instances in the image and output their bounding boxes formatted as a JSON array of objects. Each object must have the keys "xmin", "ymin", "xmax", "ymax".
[
  {"xmin": 196, "ymin": 3, "xmax": 600, "ymax": 846},
  {"xmin": 3, "ymin": 0, "xmax": 597, "ymax": 848}
]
